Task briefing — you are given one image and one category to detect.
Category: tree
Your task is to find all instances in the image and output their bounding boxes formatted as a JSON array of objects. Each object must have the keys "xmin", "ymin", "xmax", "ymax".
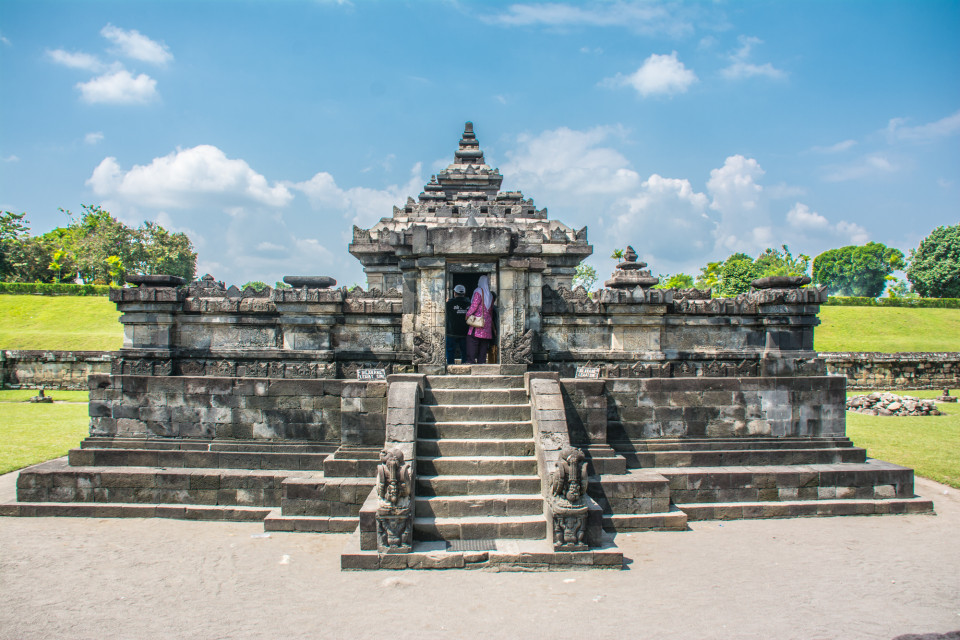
[
  {"xmin": 654, "ymin": 273, "xmax": 694, "ymax": 289},
  {"xmin": 695, "ymin": 261, "xmax": 723, "ymax": 291},
  {"xmin": 131, "ymin": 222, "xmax": 196, "ymax": 281},
  {"xmin": 0, "ymin": 211, "xmax": 30, "ymax": 280},
  {"xmin": 813, "ymin": 242, "xmax": 905, "ymax": 297},
  {"xmin": 242, "ymin": 281, "xmax": 270, "ymax": 292},
  {"xmin": 718, "ymin": 257, "xmax": 760, "ymax": 297},
  {"xmin": 906, "ymin": 224, "xmax": 960, "ymax": 298},
  {"xmin": 754, "ymin": 245, "xmax": 810, "ymax": 278},
  {"xmin": 573, "ymin": 262, "xmax": 598, "ymax": 291}
]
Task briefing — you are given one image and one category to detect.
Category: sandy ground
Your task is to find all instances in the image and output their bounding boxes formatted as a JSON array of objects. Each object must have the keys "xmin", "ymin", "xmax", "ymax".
[{"xmin": 0, "ymin": 467, "xmax": 958, "ymax": 640}]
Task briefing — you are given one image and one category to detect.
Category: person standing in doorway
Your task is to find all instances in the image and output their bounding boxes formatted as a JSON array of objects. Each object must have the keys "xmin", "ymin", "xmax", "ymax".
[
  {"xmin": 445, "ymin": 284, "xmax": 470, "ymax": 364},
  {"xmin": 465, "ymin": 275, "xmax": 494, "ymax": 365}
]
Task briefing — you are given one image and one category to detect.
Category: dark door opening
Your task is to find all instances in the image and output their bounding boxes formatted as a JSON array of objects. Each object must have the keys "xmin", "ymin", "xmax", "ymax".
[{"xmin": 450, "ymin": 272, "xmax": 481, "ymax": 298}]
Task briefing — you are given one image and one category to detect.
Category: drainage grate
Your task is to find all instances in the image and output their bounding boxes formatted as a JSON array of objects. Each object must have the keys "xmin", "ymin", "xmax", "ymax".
[{"xmin": 447, "ymin": 539, "xmax": 497, "ymax": 552}]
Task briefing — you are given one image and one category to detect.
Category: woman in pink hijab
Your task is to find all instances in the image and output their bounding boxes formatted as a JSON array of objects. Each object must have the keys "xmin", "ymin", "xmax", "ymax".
[{"xmin": 464, "ymin": 275, "xmax": 494, "ymax": 364}]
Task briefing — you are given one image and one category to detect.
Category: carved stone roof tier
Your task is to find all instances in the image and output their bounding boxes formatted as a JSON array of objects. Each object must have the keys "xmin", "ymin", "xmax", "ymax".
[{"xmin": 349, "ymin": 122, "xmax": 593, "ymax": 268}]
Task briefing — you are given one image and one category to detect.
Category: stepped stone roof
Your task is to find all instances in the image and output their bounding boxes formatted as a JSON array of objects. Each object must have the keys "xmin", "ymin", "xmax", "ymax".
[{"xmin": 349, "ymin": 122, "xmax": 591, "ymax": 262}]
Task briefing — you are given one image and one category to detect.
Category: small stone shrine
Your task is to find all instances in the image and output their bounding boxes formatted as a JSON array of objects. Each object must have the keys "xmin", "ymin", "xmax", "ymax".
[{"xmin": 3, "ymin": 123, "xmax": 934, "ymax": 570}]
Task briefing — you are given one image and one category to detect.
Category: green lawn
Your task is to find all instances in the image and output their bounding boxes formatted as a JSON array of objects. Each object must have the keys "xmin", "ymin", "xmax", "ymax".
[
  {"xmin": 816, "ymin": 306, "xmax": 960, "ymax": 352},
  {"xmin": 846, "ymin": 389, "xmax": 960, "ymax": 488},
  {"xmin": 0, "ymin": 391, "xmax": 90, "ymax": 475},
  {"xmin": 0, "ymin": 294, "xmax": 122, "ymax": 350}
]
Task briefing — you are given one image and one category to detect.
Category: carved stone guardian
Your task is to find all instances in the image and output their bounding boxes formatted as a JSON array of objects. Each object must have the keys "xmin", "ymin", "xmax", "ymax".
[
  {"xmin": 547, "ymin": 446, "xmax": 590, "ymax": 551},
  {"xmin": 375, "ymin": 448, "xmax": 414, "ymax": 552}
]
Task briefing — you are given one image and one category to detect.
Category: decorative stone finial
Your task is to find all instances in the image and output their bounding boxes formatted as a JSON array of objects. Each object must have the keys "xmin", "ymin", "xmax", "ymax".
[{"xmin": 603, "ymin": 245, "xmax": 659, "ymax": 289}]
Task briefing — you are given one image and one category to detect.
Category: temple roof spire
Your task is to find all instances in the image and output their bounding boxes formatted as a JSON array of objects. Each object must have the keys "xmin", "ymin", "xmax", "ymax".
[{"xmin": 435, "ymin": 121, "xmax": 503, "ymax": 198}]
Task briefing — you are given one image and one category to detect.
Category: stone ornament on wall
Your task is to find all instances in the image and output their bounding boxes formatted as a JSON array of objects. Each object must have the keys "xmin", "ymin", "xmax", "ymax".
[
  {"xmin": 412, "ymin": 331, "xmax": 444, "ymax": 366},
  {"xmin": 548, "ymin": 446, "xmax": 589, "ymax": 551},
  {"xmin": 375, "ymin": 448, "xmax": 413, "ymax": 552},
  {"xmin": 501, "ymin": 329, "xmax": 536, "ymax": 365}
]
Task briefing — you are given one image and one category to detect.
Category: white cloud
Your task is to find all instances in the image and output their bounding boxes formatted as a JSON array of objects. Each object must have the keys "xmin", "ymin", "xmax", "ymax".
[
  {"xmin": 603, "ymin": 52, "xmax": 697, "ymax": 97},
  {"xmin": 707, "ymin": 155, "xmax": 764, "ymax": 213},
  {"xmin": 811, "ymin": 139, "xmax": 857, "ymax": 154},
  {"xmin": 87, "ymin": 145, "xmax": 293, "ymax": 209},
  {"xmin": 293, "ymin": 162, "xmax": 424, "ymax": 228},
  {"xmin": 84, "ymin": 132, "xmax": 105, "ymax": 145},
  {"xmin": 77, "ymin": 69, "xmax": 158, "ymax": 104},
  {"xmin": 611, "ymin": 174, "xmax": 714, "ymax": 263},
  {"xmin": 787, "ymin": 203, "xmax": 869, "ymax": 244},
  {"xmin": 100, "ymin": 24, "xmax": 173, "ymax": 65},
  {"xmin": 502, "ymin": 126, "xmax": 640, "ymax": 196},
  {"xmin": 46, "ymin": 49, "xmax": 106, "ymax": 72},
  {"xmin": 1, "ymin": 34, "xmax": 10, "ymax": 46},
  {"xmin": 822, "ymin": 153, "xmax": 897, "ymax": 182},
  {"xmin": 886, "ymin": 110, "xmax": 960, "ymax": 142},
  {"xmin": 720, "ymin": 36, "xmax": 785, "ymax": 80},
  {"xmin": 485, "ymin": 2, "xmax": 693, "ymax": 37},
  {"xmin": 2, "ymin": 155, "xmax": 19, "ymax": 163}
]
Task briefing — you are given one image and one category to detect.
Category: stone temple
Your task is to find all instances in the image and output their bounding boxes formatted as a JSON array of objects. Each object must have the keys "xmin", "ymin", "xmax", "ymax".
[{"xmin": 4, "ymin": 123, "xmax": 933, "ymax": 570}]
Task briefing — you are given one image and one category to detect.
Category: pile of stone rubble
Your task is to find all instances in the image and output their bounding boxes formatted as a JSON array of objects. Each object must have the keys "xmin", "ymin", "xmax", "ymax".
[{"xmin": 845, "ymin": 392, "xmax": 941, "ymax": 416}]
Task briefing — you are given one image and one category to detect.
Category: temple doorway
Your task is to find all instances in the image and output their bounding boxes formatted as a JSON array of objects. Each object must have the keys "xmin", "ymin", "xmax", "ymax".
[{"xmin": 447, "ymin": 268, "xmax": 499, "ymax": 364}]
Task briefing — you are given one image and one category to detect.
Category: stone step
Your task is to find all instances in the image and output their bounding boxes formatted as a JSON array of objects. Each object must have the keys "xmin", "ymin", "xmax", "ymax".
[
  {"xmin": 417, "ymin": 438, "xmax": 536, "ymax": 457},
  {"xmin": 263, "ymin": 510, "xmax": 359, "ymax": 533},
  {"xmin": 413, "ymin": 514, "xmax": 547, "ymax": 541},
  {"xmin": 68, "ymin": 448, "xmax": 329, "ymax": 471},
  {"xmin": 0, "ymin": 501, "xmax": 271, "ymax": 521},
  {"xmin": 419, "ymin": 404, "xmax": 531, "ymax": 422},
  {"xmin": 414, "ymin": 494, "xmax": 544, "ymax": 518},
  {"xmin": 425, "ymin": 375, "xmax": 525, "ymax": 390},
  {"xmin": 656, "ymin": 460, "xmax": 918, "ymax": 504},
  {"xmin": 340, "ymin": 533, "xmax": 624, "ymax": 571},
  {"xmin": 444, "ymin": 364, "xmax": 527, "ymax": 377},
  {"xmin": 417, "ymin": 474, "xmax": 542, "ymax": 496},
  {"xmin": 417, "ymin": 421, "xmax": 533, "ymax": 439},
  {"xmin": 630, "ymin": 447, "xmax": 867, "ymax": 468},
  {"xmin": 616, "ymin": 437, "xmax": 855, "ymax": 452},
  {"xmin": 417, "ymin": 456, "xmax": 538, "ymax": 476},
  {"xmin": 679, "ymin": 497, "xmax": 935, "ymax": 520},
  {"xmin": 15, "ymin": 460, "xmax": 312, "ymax": 507},
  {"xmin": 79, "ymin": 436, "xmax": 336, "ymax": 454},
  {"xmin": 601, "ymin": 507, "xmax": 689, "ymax": 532},
  {"xmin": 422, "ymin": 388, "xmax": 529, "ymax": 405},
  {"xmin": 280, "ymin": 476, "xmax": 375, "ymax": 517}
]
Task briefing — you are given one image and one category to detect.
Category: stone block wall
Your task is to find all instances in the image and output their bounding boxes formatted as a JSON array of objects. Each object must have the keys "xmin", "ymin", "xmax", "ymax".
[
  {"xmin": 589, "ymin": 376, "xmax": 846, "ymax": 441},
  {"xmin": 822, "ymin": 352, "xmax": 960, "ymax": 390},
  {"xmin": 88, "ymin": 374, "xmax": 342, "ymax": 442},
  {"xmin": 1, "ymin": 350, "xmax": 113, "ymax": 390}
]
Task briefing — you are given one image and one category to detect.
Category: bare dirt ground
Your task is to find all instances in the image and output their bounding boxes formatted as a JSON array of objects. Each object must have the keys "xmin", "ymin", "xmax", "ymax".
[{"xmin": 1, "ymin": 467, "xmax": 958, "ymax": 640}]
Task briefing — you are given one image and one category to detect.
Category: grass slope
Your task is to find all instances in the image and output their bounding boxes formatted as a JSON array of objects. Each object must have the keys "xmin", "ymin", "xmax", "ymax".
[
  {"xmin": 0, "ymin": 294, "xmax": 122, "ymax": 350},
  {"xmin": 815, "ymin": 306, "xmax": 960, "ymax": 352}
]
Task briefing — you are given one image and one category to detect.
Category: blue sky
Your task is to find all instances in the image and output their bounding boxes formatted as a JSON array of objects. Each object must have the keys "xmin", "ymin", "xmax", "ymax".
[{"xmin": 1, "ymin": 0, "xmax": 958, "ymax": 288}]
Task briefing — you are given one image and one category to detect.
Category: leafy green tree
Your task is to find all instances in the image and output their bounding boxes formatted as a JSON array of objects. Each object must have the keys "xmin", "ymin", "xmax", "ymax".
[
  {"xmin": 654, "ymin": 273, "xmax": 694, "ymax": 289},
  {"xmin": 906, "ymin": 224, "xmax": 960, "ymax": 298},
  {"xmin": 754, "ymin": 245, "xmax": 811, "ymax": 277},
  {"xmin": 0, "ymin": 211, "xmax": 30, "ymax": 280},
  {"xmin": 695, "ymin": 261, "xmax": 723, "ymax": 291},
  {"xmin": 131, "ymin": 222, "xmax": 196, "ymax": 281},
  {"xmin": 242, "ymin": 281, "xmax": 270, "ymax": 292},
  {"xmin": 274, "ymin": 281, "xmax": 291, "ymax": 289},
  {"xmin": 573, "ymin": 262, "xmax": 598, "ymax": 291},
  {"xmin": 813, "ymin": 242, "xmax": 905, "ymax": 297},
  {"xmin": 718, "ymin": 257, "xmax": 760, "ymax": 297}
]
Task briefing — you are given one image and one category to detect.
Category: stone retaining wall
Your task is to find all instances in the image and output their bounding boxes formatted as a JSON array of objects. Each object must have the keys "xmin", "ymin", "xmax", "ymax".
[
  {"xmin": 561, "ymin": 376, "xmax": 847, "ymax": 442},
  {"xmin": 1, "ymin": 350, "xmax": 113, "ymax": 390},
  {"xmin": 822, "ymin": 352, "xmax": 960, "ymax": 390},
  {"xmin": 88, "ymin": 374, "xmax": 342, "ymax": 443}
]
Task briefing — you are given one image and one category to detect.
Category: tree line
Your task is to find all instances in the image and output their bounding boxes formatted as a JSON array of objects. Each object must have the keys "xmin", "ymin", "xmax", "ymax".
[
  {"xmin": 574, "ymin": 224, "xmax": 960, "ymax": 299},
  {"xmin": 0, "ymin": 205, "xmax": 197, "ymax": 285}
]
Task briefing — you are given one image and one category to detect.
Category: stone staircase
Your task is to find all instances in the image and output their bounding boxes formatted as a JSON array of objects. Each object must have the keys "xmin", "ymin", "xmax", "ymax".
[
  {"xmin": 6, "ymin": 438, "xmax": 337, "ymax": 521},
  {"xmin": 413, "ymin": 366, "xmax": 546, "ymax": 541},
  {"xmin": 609, "ymin": 436, "xmax": 933, "ymax": 522}
]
